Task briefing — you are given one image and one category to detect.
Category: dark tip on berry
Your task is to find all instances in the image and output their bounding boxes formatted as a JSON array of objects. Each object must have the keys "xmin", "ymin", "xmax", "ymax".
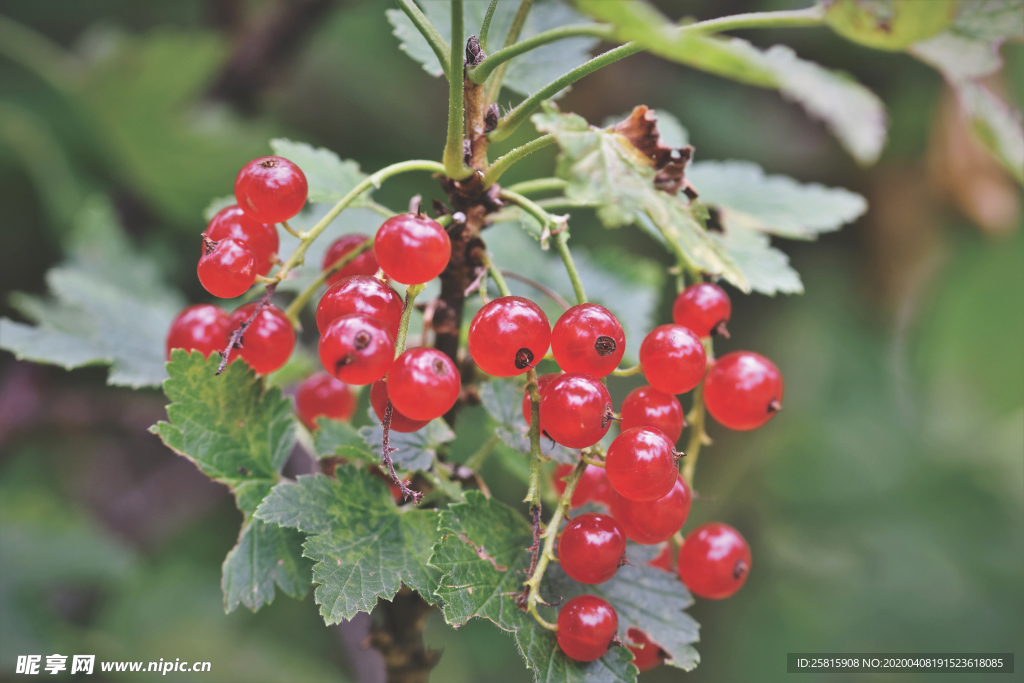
[
  {"xmin": 432, "ymin": 358, "xmax": 447, "ymax": 375},
  {"xmin": 514, "ymin": 348, "xmax": 535, "ymax": 369},
  {"xmin": 768, "ymin": 399, "xmax": 782, "ymax": 413},
  {"xmin": 617, "ymin": 554, "xmax": 631, "ymax": 567},
  {"xmin": 672, "ymin": 448, "xmax": 685, "ymax": 461},
  {"xmin": 334, "ymin": 355, "xmax": 355, "ymax": 373},
  {"xmin": 733, "ymin": 559, "xmax": 749, "ymax": 580},
  {"xmin": 594, "ymin": 335, "xmax": 617, "ymax": 356},
  {"xmin": 601, "ymin": 404, "xmax": 619, "ymax": 429},
  {"xmin": 201, "ymin": 234, "xmax": 218, "ymax": 255},
  {"xmin": 609, "ymin": 634, "xmax": 625, "ymax": 648},
  {"xmin": 353, "ymin": 331, "xmax": 371, "ymax": 351},
  {"xmin": 259, "ymin": 158, "xmax": 279, "ymax": 169},
  {"xmin": 712, "ymin": 320, "xmax": 730, "ymax": 339}
]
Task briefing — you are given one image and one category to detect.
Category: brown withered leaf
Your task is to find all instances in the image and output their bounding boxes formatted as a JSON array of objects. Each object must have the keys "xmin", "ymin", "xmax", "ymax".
[{"xmin": 613, "ymin": 105, "xmax": 696, "ymax": 197}]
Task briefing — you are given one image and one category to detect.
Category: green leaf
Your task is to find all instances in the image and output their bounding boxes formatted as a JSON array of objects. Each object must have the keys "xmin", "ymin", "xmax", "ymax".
[
  {"xmin": 687, "ymin": 160, "xmax": 867, "ymax": 240},
  {"xmin": 313, "ymin": 418, "xmax": 375, "ymax": 461},
  {"xmin": 575, "ymin": 1, "xmax": 887, "ymax": 164},
  {"xmin": 479, "ymin": 378, "xmax": 577, "ymax": 464},
  {"xmin": 151, "ymin": 351, "xmax": 307, "ymax": 612},
  {"xmin": 269, "ymin": 139, "xmax": 370, "ymax": 205},
  {"xmin": 515, "ymin": 621, "xmax": 638, "ymax": 683},
  {"xmin": 386, "ymin": 0, "xmax": 600, "ymax": 97},
  {"xmin": 824, "ymin": 0, "xmax": 957, "ymax": 50},
  {"xmin": 255, "ymin": 469, "xmax": 442, "ymax": 623},
  {"xmin": 711, "ymin": 227, "xmax": 803, "ymax": 296},
  {"xmin": 359, "ymin": 419, "xmax": 455, "ymax": 472}
]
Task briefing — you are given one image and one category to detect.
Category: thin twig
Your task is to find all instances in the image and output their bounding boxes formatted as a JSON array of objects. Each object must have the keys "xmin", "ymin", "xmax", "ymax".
[
  {"xmin": 217, "ymin": 284, "xmax": 277, "ymax": 374},
  {"xmin": 501, "ymin": 270, "xmax": 570, "ymax": 310}
]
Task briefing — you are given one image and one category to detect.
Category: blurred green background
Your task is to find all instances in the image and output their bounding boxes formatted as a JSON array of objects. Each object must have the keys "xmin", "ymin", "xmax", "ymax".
[{"xmin": 0, "ymin": 1, "xmax": 1021, "ymax": 682}]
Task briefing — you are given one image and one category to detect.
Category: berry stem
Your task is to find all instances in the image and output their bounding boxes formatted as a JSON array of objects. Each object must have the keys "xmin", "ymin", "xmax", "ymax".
[
  {"xmin": 580, "ymin": 451, "xmax": 605, "ymax": 468},
  {"xmin": 283, "ymin": 239, "xmax": 374, "ymax": 326},
  {"xmin": 504, "ymin": 177, "xmax": 567, "ymax": 195},
  {"xmin": 394, "ymin": 283, "xmax": 425, "ymax": 358},
  {"xmin": 482, "ymin": 134, "xmax": 555, "ymax": 188},
  {"xmin": 523, "ymin": 367, "xmax": 545, "ymax": 508},
  {"xmin": 481, "ymin": 253, "xmax": 512, "ymax": 297},
  {"xmin": 464, "ymin": 434, "xmax": 500, "ymax": 472},
  {"xmin": 280, "ymin": 220, "xmax": 302, "ymax": 238},
  {"xmin": 554, "ymin": 231, "xmax": 586, "ymax": 305},
  {"xmin": 500, "ymin": 271, "xmax": 570, "ymax": 310},
  {"xmin": 611, "ymin": 363, "xmax": 644, "ymax": 377},
  {"xmin": 393, "ymin": 0, "xmax": 450, "ymax": 75},
  {"xmin": 681, "ymin": 338, "xmax": 715, "ymax": 489},
  {"xmin": 442, "ymin": 0, "xmax": 474, "ymax": 180},
  {"xmin": 469, "ymin": 23, "xmax": 614, "ymax": 85},
  {"xmin": 483, "ymin": 0, "xmax": 535, "ymax": 104}
]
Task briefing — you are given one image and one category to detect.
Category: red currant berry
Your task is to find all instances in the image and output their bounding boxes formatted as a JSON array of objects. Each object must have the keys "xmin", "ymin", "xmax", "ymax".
[
  {"xmin": 198, "ymin": 238, "xmax": 256, "ymax": 299},
  {"xmin": 703, "ymin": 351, "xmax": 783, "ymax": 431},
  {"xmin": 558, "ymin": 513, "xmax": 626, "ymax": 584},
  {"xmin": 648, "ymin": 544, "xmax": 673, "ymax": 572},
  {"xmin": 639, "ymin": 324, "xmax": 706, "ymax": 395},
  {"xmin": 370, "ymin": 379, "xmax": 430, "ymax": 433},
  {"xmin": 539, "ymin": 373, "xmax": 612, "ymax": 449},
  {"xmin": 373, "ymin": 213, "xmax": 451, "ymax": 285},
  {"xmin": 205, "ymin": 205, "xmax": 279, "ymax": 276},
  {"xmin": 672, "ymin": 282, "xmax": 731, "ymax": 338},
  {"xmin": 626, "ymin": 629, "xmax": 664, "ymax": 672},
  {"xmin": 318, "ymin": 314, "xmax": 394, "ymax": 385},
  {"xmin": 556, "ymin": 595, "xmax": 618, "ymax": 662},
  {"xmin": 677, "ymin": 522, "xmax": 751, "ymax": 600},
  {"xmin": 322, "ymin": 234, "xmax": 379, "ymax": 285},
  {"xmin": 550, "ymin": 304, "xmax": 625, "ymax": 377},
  {"xmin": 468, "ymin": 296, "xmax": 551, "ymax": 377},
  {"xmin": 609, "ymin": 476, "xmax": 692, "ymax": 545},
  {"xmin": 387, "ymin": 348, "xmax": 460, "ymax": 421},
  {"xmin": 522, "ymin": 372, "xmax": 559, "ymax": 431},
  {"xmin": 234, "ymin": 156, "xmax": 308, "ymax": 224},
  {"xmin": 295, "ymin": 372, "xmax": 356, "ymax": 430},
  {"xmin": 316, "ymin": 275, "xmax": 404, "ymax": 338},
  {"xmin": 620, "ymin": 386, "xmax": 685, "ymax": 444},
  {"xmin": 166, "ymin": 304, "xmax": 230, "ymax": 360},
  {"xmin": 605, "ymin": 427, "xmax": 679, "ymax": 502},
  {"xmin": 553, "ymin": 463, "xmax": 613, "ymax": 507},
  {"xmin": 228, "ymin": 303, "xmax": 295, "ymax": 375}
]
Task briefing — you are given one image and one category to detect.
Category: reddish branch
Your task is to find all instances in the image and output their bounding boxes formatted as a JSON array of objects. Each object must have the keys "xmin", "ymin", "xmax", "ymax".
[
  {"xmin": 381, "ymin": 400, "xmax": 423, "ymax": 503},
  {"xmin": 217, "ymin": 283, "xmax": 276, "ymax": 374}
]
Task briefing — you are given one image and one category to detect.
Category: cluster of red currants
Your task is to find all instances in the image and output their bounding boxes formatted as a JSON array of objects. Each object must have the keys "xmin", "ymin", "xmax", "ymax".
[{"xmin": 494, "ymin": 283, "xmax": 780, "ymax": 665}]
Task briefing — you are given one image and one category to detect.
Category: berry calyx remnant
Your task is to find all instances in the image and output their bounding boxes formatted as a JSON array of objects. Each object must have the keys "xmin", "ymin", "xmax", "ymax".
[
  {"xmin": 316, "ymin": 275, "xmax": 404, "ymax": 338},
  {"xmin": 387, "ymin": 347, "xmax": 461, "ymax": 421},
  {"xmin": 318, "ymin": 313, "xmax": 395, "ymax": 385},
  {"xmin": 609, "ymin": 476, "xmax": 692, "ymax": 545},
  {"xmin": 538, "ymin": 373, "xmax": 612, "ymax": 449},
  {"xmin": 619, "ymin": 386, "xmax": 685, "ymax": 443},
  {"xmin": 197, "ymin": 237, "xmax": 256, "ymax": 299},
  {"xmin": 322, "ymin": 234, "xmax": 379, "ymax": 285},
  {"xmin": 550, "ymin": 303, "xmax": 625, "ymax": 377},
  {"xmin": 228, "ymin": 303, "xmax": 295, "ymax": 375},
  {"xmin": 370, "ymin": 379, "xmax": 430, "ymax": 433},
  {"xmin": 295, "ymin": 372, "xmax": 356, "ymax": 430},
  {"xmin": 672, "ymin": 282, "xmax": 731, "ymax": 338},
  {"xmin": 703, "ymin": 351, "xmax": 783, "ymax": 431},
  {"xmin": 639, "ymin": 324, "xmax": 707, "ymax": 395},
  {"xmin": 166, "ymin": 304, "xmax": 231, "ymax": 360},
  {"xmin": 605, "ymin": 426, "xmax": 680, "ymax": 502},
  {"xmin": 234, "ymin": 156, "xmax": 308, "ymax": 224},
  {"xmin": 556, "ymin": 595, "xmax": 619, "ymax": 662},
  {"xmin": 468, "ymin": 296, "xmax": 551, "ymax": 377},
  {"xmin": 373, "ymin": 213, "xmax": 451, "ymax": 285},
  {"xmin": 205, "ymin": 205, "xmax": 280, "ymax": 276},
  {"xmin": 552, "ymin": 463, "xmax": 613, "ymax": 508},
  {"xmin": 677, "ymin": 522, "xmax": 751, "ymax": 600},
  {"xmin": 557, "ymin": 512, "xmax": 627, "ymax": 585}
]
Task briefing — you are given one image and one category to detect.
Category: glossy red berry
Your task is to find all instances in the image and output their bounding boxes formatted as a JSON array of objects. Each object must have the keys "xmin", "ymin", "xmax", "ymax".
[
  {"xmin": 648, "ymin": 544, "xmax": 673, "ymax": 572},
  {"xmin": 677, "ymin": 522, "xmax": 751, "ymax": 600},
  {"xmin": 234, "ymin": 156, "xmax": 308, "ymax": 224},
  {"xmin": 703, "ymin": 351, "xmax": 783, "ymax": 431},
  {"xmin": 295, "ymin": 372, "xmax": 356, "ymax": 430},
  {"xmin": 610, "ymin": 476, "xmax": 692, "ymax": 545},
  {"xmin": 198, "ymin": 238, "xmax": 256, "ymax": 299},
  {"xmin": 316, "ymin": 275, "xmax": 404, "ymax": 338},
  {"xmin": 605, "ymin": 427, "xmax": 679, "ymax": 502},
  {"xmin": 639, "ymin": 324, "xmax": 706, "ymax": 395},
  {"xmin": 373, "ymin": 213, "xmax": 451, "ymax": 285},
  {"xmin": 318, "ymin": 314, "xmax": 394, "ymax": 385},
  {"xmin": 672, "ymin": 282, "xmax": 731, "ymax": 338},
  {"xmin": 620, "ymin": 386, "xmax": 685, "ymax": 444},
  {"xmin": 556, "ymin": 595, "xmax": 618, "ymax": 662},
  {"xmin": 166, "ymin": 304, "xmax": 230, "ymax": 359},
  {"xmin": 205, "ymin": 205, "xmax": 279, "ymax": 276},
  {"xmin": 468, "ymin": 296, "xmax": 551, "ymax": 377},
  {"xmin": 553, "ymin": 463, "xmax": 613, "ymax": 508},
  {"xmin": 627, "ymin": 629, "xmax": 664, "ymax": 672},
  {"xmin": 522, "ymin": 372, "xmax": 559, "ymax": 431},
  {"xmin": 370, "ymin": 379, "xmax": 430, "ymax": 433},
  {"xmin": 539, "ymin": 373, "xmax": 612, "ymax": 449},
  {"xmin": 387, "ymin": 347, "xmax": 461, "ymax": 421},
  {"xmin": 322, "ymin": 234, "xmax": 379, "ymax": 285},
  {"xmin": 228, "ymin": 303, "xmax": 295, "ymax": 375},
  {"xmin": 558, "ymin": 513, "xmax": 626, "ymax": 584},
  {"xmin": 550, "ymin": 303, "xmax": 625, "ymax": 377}
]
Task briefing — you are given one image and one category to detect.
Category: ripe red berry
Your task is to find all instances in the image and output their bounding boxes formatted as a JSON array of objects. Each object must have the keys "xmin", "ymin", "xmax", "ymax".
[
  {"xmin": 468, "ymin": 296, "xmax": 551, "ymax": 377},
  {"xmin": 370, "ymin": 379, "xmax": 430, "ymax": 433},
  {"xmin": 539, "ymin": 373, "xmax": 612, "ymax": 449},
  {"xmin": 626, "ymin": 629, "xmax": 664, "ymax": 672},
  {"xmin": 553, "ymin": 463, "xmax": 613, "ymax": 507},
  {"xmin": 609, "ymin": 476, "xmax": 692, "ymax": 545},
  {"xmin": 316, "ymin": 275, "xmax": 404, "ymax": 338},
  {"xmin": 703, "ymin": 351, "xmax": 783, "ymax": 431},
  {"xmin": 648, "ymin": 544, "xmax": 673, "ymax": 572},
  {"xmin": 387, "ymin": 347, "xmax": 460, "ymax": 421},
  {"xmin": 558, "ymin": 513, "xmax": 626, "ymax": 585},
  {"xmin": 672, "ymin": 282, "xmax": 731, "ymax": 338},
  {"xmin": 556, "ymin": 595, "xmax": 619, "ymax": 662},
  {"xmin": 639, "ymin": 324, "xmax": 706, "ymax": 395},
  {"xmin": 550, "ymin": 303, "xmax": 625, "ymax": 377},
  {"xmin": 205, "ymin": 205, "xmax": 279, "ymax": 276},
  {"xmin": 228, "ymin": 303, "xmax": 295, "ymax": 375},
  {"xmin": 522, "ymin": 372, "xmax": 559, "ymax": 431},
  {"xmin": 198, "ymin": 238, "xmax": 256, "ymax": 299},
  {"xmin": 322, "ymin": 234, "xmax": 379, "ymax": 285},
  {"xmin": 619, "ymin": 386, "xmax": 685, "ymax": 444},
  {"xmin": 605, "ymin": 427, "xmax": 679, "ymax": 502},
  {"xmin": 318, "ymin": 314, "xmax": 394, "ymax": 385},
  {"xmin": 234, "ymin": 156, "xmax": 308, "ymax": 224},
  {"xmin": 373, "ymin": 213, "xmax": 451, "ymax": 285},
  {"xmin": 677, "ymin": 522, "xmax": 751, "ymax": 600},
  {"xmin": 166, "ymin": 304, "xmax": 230, "ymax": 360},
  {"xmin": 294, "ymin": 372, "xmax": 357, "ymax": 430}
]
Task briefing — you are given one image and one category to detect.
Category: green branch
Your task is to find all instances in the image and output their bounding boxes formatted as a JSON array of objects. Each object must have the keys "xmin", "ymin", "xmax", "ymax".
[
  {"xmin": 283, "ymin": 240, "xmax": 373, "ymax": 325},
  {"xmin": 488, "ymin": 42, "xmax": 643, "ymax": 142},
  {"xmin": 482, "ymin": 253, "xmax": 512, "ymax": 297},
  {"xmin": 523, "ymin": 368, "xmax": 545, "ymax": 508},
  {"xmin": 482, "ymin": 134, "xmax": 554, "ymax": 187},
  {"xmin": 442, "ymin": 0, "xmax": 474, "ymax": 179},
  {"xmin": 479, "ymin": 0, "xmax": 500, "ymax": 53},
  {"xmin": 394, "ymin": 0, "xmax": 450, "ymax": 75},
  {"xmin": 394, "ymin": 283, "xmax": 425, "ymax": 356},
  {"xmin": 469, "ymin": 23, "xmax": 614, "ymax": 84},
  {"xmin": 504, "ymin": 177, "xmax": 567, "ymax": 195},
  {"xmin": 485, "ymin": 0, "xmax": 536, "ymax": 102},
  {"xmin": 681, "ymin": 338, "xmax": 714, "ymax": 489}
]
